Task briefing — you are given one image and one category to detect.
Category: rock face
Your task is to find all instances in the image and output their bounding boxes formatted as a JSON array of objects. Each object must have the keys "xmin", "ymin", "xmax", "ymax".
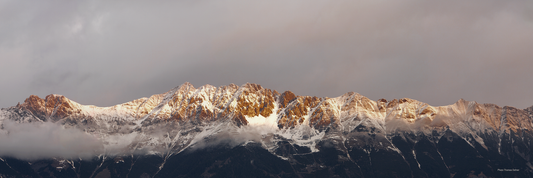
[{"xmin": 1, "ymin": 82, "xmax": 532, "ymax": 178}]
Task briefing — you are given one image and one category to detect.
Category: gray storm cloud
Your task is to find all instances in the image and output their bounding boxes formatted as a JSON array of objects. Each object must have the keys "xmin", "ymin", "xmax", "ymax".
[
  {"xmin": 0, "ymin": 121, "xmax": 104, "ymax": 160},
  {"xmin": 1, "ymin": 0, "xmax": 533, "ymax": 109}
]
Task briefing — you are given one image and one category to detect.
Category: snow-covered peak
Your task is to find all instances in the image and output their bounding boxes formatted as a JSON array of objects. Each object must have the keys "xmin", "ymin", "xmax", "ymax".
[{"xmin": 9, "ymin": 82, "xmax": 533, "ymax": 136}]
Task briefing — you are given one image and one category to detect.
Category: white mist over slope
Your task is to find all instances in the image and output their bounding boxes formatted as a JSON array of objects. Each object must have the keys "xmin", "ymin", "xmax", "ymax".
[{"xmin": 0, "ymin": 121, "xmax": 103, "ymax": 160}]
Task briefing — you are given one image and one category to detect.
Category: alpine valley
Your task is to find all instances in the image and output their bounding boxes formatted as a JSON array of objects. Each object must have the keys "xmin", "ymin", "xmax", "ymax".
[{"xmin": 0, "ymin": 83, "xmax": 532, "ymax": 178}]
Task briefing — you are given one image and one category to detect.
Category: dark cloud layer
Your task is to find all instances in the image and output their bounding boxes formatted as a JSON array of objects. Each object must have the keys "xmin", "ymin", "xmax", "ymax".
[{"xmin": 1, "ymin": 0, "xmax": 533, "ymax": 109}]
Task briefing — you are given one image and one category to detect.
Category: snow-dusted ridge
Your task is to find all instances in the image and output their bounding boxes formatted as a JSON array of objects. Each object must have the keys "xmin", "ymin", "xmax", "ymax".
[{"xmin": 1, "ymin": 82, "xmax": 532, "ymax": 176}]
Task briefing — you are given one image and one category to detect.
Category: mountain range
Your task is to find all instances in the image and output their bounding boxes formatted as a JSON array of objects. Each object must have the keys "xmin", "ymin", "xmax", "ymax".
[{"xmin": 0, "ymin": 82, "xmax": 532, "ymax": 178}]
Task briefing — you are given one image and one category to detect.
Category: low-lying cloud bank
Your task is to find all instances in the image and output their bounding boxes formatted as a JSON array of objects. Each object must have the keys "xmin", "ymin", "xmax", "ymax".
[
  {"xmin": 0, "ymin": 118, "xmax": 288, "ymax": 160},
  {"xmin": 0, "ymin": 121, "xmax": 104, "ymax": 160}
]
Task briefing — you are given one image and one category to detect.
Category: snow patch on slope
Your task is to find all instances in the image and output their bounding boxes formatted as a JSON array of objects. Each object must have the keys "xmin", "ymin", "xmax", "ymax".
[{"xmin": 244, "ymin": 102, "xmax": 279, "ymax": 134}]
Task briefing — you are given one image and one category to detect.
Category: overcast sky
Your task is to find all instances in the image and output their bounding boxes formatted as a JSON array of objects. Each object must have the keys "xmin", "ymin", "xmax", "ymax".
[{"xmin": 1, "ymin": 0, "xmax": 533, "ymax": 109}]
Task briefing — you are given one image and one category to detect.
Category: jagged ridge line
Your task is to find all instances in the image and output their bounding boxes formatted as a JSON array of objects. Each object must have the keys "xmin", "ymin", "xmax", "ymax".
[
  {"xmin": 140, "ymin": 87, "xmax": 179, "ymax": 121},
  {"xmin": 217, "ymin": 84, "xmax": 244, "ymax": 120},
  {"xmin": 169, "ymin": 83, "xmax": 193, "ymax": 120}
]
